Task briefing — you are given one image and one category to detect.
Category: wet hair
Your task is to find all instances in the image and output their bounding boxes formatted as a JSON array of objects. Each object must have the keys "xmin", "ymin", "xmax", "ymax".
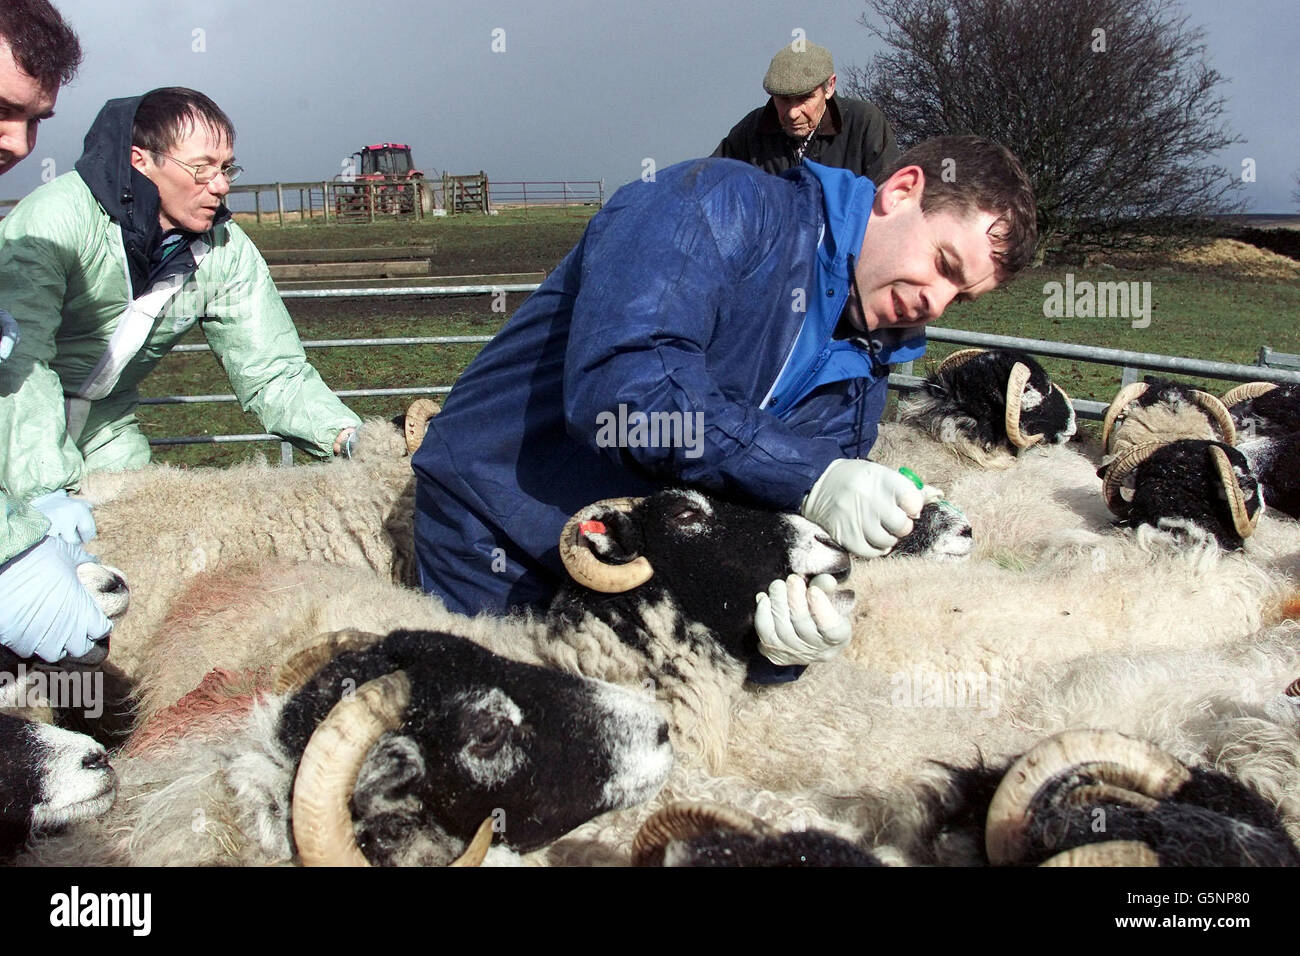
[
  {"xmin": 883, "ymin": 136, "xmax": 1038, "ymax": 278},
  {"xmin": 132, "ymin": 87, "xmax": 236, "ymax": 156},
  {"xmin": 0, "ymin": 0, "xmax": 82, "ymax": 90}
]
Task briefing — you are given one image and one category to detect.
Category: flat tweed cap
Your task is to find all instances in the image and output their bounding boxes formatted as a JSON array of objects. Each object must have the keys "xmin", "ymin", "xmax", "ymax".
[{"xmin": 763, "ymin": 42, "xmax": 834, "ymax": 96}]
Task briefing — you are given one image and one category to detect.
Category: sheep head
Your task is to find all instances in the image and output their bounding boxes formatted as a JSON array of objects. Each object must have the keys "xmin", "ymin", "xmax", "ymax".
[
  {"xmin": 983, "ymin": 729, "xmax": 1300, "ymax": 867},
  {"xmin": 899, "ymin": 348, "xmax": 1076, "ymax": 463},
  {"xmin": 553, "ymin": 489, "xmax": 853, "ymax": 662},
  {"xmin": 1222, "ymin": 381, "xmax": 1300, "ymax": 440},
  {"xmin": 1099, "ymin": 438, "xmax": 1262, "ymax": 548},
  {"xmin": 276, "ymin": 628, "xmax": 672, "ymax": 865},
  {"xmin": 0, "ymin": 713, "xmax": 117, "ymax": 861}
]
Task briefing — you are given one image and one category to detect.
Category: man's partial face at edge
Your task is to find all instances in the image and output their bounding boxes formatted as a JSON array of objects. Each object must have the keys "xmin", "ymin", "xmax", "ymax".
[
  {"xmin": 130, "ymin": 119, "xmax": 235, "ymax": 233},
  {"xmin": 0, "ymin": 38, "xmax": 58, "ymax": 178},
  {"xmin": 772, "ymin": 74, "xmax": 835, "ymax": 139},
  {"xmin": 849, "ymin": 164, "xmax": 1004, "ymax": 333}
]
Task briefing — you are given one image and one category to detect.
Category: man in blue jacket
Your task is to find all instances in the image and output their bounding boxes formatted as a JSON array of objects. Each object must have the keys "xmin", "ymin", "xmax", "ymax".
[{"xmin": 412, "ymin": 135, "xmax": 1036, "ymax": 676}]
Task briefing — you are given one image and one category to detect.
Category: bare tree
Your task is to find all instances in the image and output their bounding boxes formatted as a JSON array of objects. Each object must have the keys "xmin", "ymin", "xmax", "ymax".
[
  {"xmin": 843, "ymin": 0, "xmax": 1243, "ymax": 259},
  {"xmin": 1292, "ymin": 170, "xmax": 1300, "ymax": 211}
]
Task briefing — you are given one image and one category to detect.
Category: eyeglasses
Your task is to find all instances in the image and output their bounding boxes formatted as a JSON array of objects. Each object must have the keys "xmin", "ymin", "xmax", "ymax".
[{"xmin": 155, "ymin": 153, "xmax": 244, "ymax": 185}]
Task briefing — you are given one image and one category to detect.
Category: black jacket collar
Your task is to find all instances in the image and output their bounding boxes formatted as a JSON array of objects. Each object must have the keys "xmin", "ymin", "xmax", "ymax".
[{"xmin": 74, "ymin": 95, "xmax": 230, "ymax": 295}]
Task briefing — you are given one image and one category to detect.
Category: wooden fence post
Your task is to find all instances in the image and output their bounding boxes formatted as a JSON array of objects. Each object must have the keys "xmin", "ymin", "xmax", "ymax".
[{"xmin": 275, "ymin": 182, "xmax": 284, "ymax": 228}]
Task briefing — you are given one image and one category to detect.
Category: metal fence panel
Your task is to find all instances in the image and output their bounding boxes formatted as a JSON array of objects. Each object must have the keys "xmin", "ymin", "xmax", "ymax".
[{"xmin": 146, "ymin": 283, "xmax": 1300, "ymax": 457}]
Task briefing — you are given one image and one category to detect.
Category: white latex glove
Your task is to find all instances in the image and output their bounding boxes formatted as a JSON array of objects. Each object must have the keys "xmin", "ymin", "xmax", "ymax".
[
  {"xmin": 0, "ymin": 308, "xmax": 17, "ymax": 362},
  {"xmin": 0, "ymin": 537, "xmax": 113, "ymax": 663},
  {"xmin": 755, "ymin": 573, "xmax": 852, "ymax": 666},
  {"xmin": 800, "ymin": 459, "xmax": 925, "ymax": 558},
  {"xmin": 30, "ymin": 489, "xmax": 97, "ymax": 545}
]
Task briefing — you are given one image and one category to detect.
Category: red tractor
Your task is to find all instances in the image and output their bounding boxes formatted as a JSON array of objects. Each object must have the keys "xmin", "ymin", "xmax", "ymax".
[{"xmin": 334, "ymin": 143, "xmax": 436, "ymax": 217}]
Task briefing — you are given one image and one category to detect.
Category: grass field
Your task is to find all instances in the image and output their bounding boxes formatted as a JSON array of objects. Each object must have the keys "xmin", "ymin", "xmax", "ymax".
[{"xmin": 140, "ymin": 213, "xmax": 1300, "ymax": 466}]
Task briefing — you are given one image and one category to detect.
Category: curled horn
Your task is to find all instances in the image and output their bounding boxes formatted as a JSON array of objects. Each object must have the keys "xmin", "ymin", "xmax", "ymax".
[
  {"xmin": 1221, "ymin": 381, "xmax": 1277, "ymax": 408},
  {"xmin": 1208, "ymin": 445, "xmax": 1259, "ymax": 540},
  {"xmin": 935, "ymin": 347, "xmax": 987, "ymax": 377},
  {"xmin": 404, "ymin": 399, "xmax": 441, "ymax": 455},
  {"xmin": 1101, "ymin": 382, "xmax": 1149, "ymax": 454},
  {"xmin": 293, "ymin": 671, "xmax": 412, "ymax": 867},
  {"xmin": 1188, "ymin": 390, "xmax": 1236, "ymax": 445},
  {"xmin": 1100, "ymin": 441, "xmax": 1168, "ymax": 515},
  {"xmin": 1005, "ymin": 362, "xmax": 1044, "ymax": 449},
  {"xmin": 632, "ymin": 801, "xmax": 775, "ymax": 867},
  {"xmin": 984, "ymin": 729, "xmax": 1190, "ymax": 866},
  {"xmin": 291, "ymin": 672, "xmax": 495, "ymax": 868},
  {"xmin": 559, "ymin": 497, "xmax": 653, "ymax": 594},
  {"xmin": 273, "ymin": 629, "xmax": 386, "ymax": 695},
  {"xmin": 1039, "ymin": 842, "xmax": 1160, "ymax": 867}
]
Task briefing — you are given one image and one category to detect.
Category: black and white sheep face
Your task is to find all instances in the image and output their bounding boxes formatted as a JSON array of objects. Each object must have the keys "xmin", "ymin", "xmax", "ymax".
[
  {"xmin": 888, "ymin": 499, "xmax": 974, "ymax": 561},
  {"xmin": 0, "ymin": 714, "xmax": 116, "ymax": 860},
  {"xmin": 555, "ymin": 489, "xmax": 854, "ymax": 661},
  {"xmin": 1113, "ymin": 440, "xmax": 1263, "ymax": 549},
  {"xmin": 903, "ymin": 349, "xmax": 1075, "ymax": 455},
  {"xmin": 277, "ymin": 629, "xmax": 672, "ymax": 864}
]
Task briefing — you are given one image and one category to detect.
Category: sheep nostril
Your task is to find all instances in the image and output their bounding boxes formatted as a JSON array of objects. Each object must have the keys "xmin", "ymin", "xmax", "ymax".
[
  {"xmin": 83, "ymin": 750, "xmax": 110, "ymax": 771},
  {"xmin": 657, "ymin": 723, "xmax": 670, "ymax": 746},
  {"xmin": 960, "ymin": 527, "xmax": 973, "ymax": 537}
]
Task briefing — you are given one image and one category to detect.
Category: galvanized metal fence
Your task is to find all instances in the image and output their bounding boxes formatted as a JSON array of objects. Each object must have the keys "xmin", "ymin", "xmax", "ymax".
[
  {"xmin": 145, "ymin": 283, "xmax": 1300, "ymax": 465},
  {"xmin": 225, "ymin": 179, "xmax": 605, "ymax": 225}
]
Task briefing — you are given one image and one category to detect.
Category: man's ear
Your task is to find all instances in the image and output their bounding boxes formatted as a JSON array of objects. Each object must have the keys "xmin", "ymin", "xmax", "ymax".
[
  {"xmin": 824, "ymin": 73, "xmax": 837, "ymax": 98},
  {"xmin": 129, "ymin": 145, "xmax": 154, "ymax": 177},
  {"xmin": 873, "ymin": 164, "xmax": 924, "ymax": 216}
]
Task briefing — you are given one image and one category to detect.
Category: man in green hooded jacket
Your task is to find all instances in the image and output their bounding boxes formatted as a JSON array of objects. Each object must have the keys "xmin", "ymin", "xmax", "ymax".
[{"xmin": 0, "ymin": 86, "xmax": 360, "ymax": 536}]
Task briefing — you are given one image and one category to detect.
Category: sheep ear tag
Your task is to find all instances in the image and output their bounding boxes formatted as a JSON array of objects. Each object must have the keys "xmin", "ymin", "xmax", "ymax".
[{"xmin": 579, "ymin": 520, "xmax": 607, "ymax": 536}]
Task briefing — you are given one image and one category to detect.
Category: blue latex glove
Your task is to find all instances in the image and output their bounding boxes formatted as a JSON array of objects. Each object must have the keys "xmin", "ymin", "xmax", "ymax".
[
  {"xmin": 0, "ymin": 537, "xmax": 113, "ymax": 663},
  {"xmin": 30, "ymin": 489, "xmax": 97, "ymax": 545},
  {"xmin": 0, "ymin": 308, "xmax": 17, "ymax": 362}
]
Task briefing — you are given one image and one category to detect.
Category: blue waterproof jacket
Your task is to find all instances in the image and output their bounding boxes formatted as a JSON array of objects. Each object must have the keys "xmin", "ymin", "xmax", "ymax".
[{"xmin": 412, "ymin": 158, "xmax": 925, "ymax": 615}]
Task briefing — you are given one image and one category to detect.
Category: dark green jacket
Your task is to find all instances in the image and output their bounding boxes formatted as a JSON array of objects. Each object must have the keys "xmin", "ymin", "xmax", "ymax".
[{"xmin": 712, "ymin": 96, "xmax": 900, "ymax": 185}]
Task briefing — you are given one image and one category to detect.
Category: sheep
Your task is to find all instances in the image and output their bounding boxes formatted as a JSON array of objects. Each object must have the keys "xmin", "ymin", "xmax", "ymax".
[
  {"xmin": 75, "ymin": 402, "xmax": 436, "ymax": 677},
  {"xmin": 1100, "ymin": 378, "xmax": 1236, "ymax": 465},
  {"xmin": 630, "ymin": 716, "xmax": 1300, "ymax": 867},
  {"xmin": 595, "ymin": 611, "xmax": 1300, "ymax": 868},
  {"xmin": 0, "ymin": 711, "xmax": 116, "ymax": 862},
  {"xmin": 45, "ymin": 412, "xmax": 1300, "ymax": 867},
  {"xmin": 630, "ymin": 801, "xmax": 885, "ymax": 867},
  {"xmin": 902, "ymin": 728, "xmax": 1300, "ymax": 866},
  {"xmin": 16, "ymin": 484, "xmax": 866, "ymax": 864},
  {"xmin": 20, "ymin": 475, "xmax": 987, "ymax": 867},
  {"xmin": 1222, "ymin": 382, "xmax": 1300, "ymax": 521},
  {"xmin": 22, "ymin": 620, "xmax": 674, "ymax": 867},
  {"xmin": 1098, "ymin": 438, "xmax": 1263, "ymax": 550},
  {"xmin": 1222, "ymin": 381, "xmax": 1300, "ymax": 439},
  {"xmin": 895, "ymin": 348, "xmax": 1077, "ymax": 468}
]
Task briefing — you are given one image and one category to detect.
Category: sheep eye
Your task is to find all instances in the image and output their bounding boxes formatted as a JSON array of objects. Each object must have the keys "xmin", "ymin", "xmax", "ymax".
[{"xmin": 467, "ymin": 714, "xmax": 512, "ymax": 758}]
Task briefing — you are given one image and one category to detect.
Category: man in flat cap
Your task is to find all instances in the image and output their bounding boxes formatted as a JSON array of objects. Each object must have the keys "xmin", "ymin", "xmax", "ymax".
[{"xmin": 713, "ymin": 40, "xmax": 900, "ymax": 183}]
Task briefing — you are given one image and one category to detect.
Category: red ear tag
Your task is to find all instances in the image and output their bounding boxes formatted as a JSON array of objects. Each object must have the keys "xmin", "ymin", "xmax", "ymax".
[{"xmin": 579, "ymin": 520, "xmax": 607, "ymax": 536}]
